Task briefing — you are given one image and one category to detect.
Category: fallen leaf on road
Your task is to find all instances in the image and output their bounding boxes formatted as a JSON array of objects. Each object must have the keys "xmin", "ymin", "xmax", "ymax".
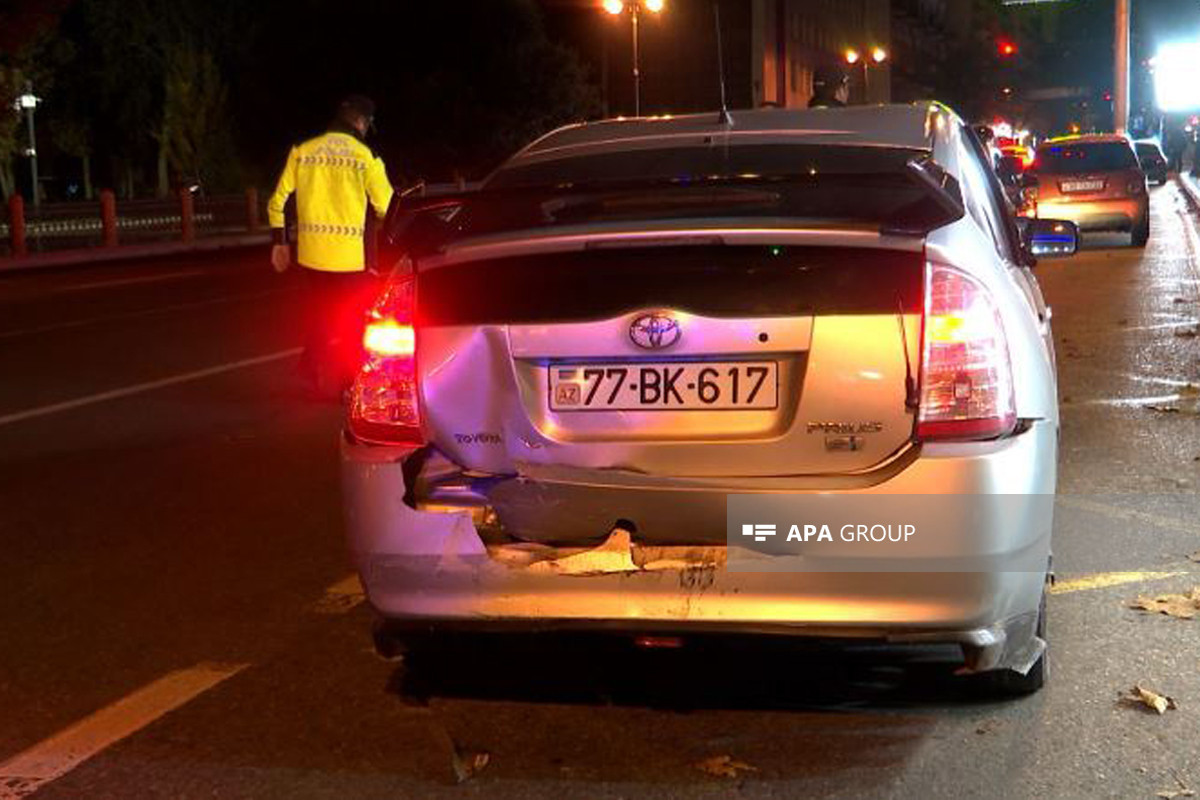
[
  {"xmin": 1180, "ymin": 384, "xmax": 1200, "ymax": 398},
  {"xmin": 975, "ymin": 718, "xmax": 1002, "ymax": 735},
  {"xmin": 1119, "ymin": 685, "xmax": 1177, "ymax": 714},
  {"xmin": 1146, "ymin": 405, "xmax": 1183, "ymax": 414},
  {"xmin": 1159, "ymin": 769, "xmax": 1196, "ymax": 799},
  {"xmin": 1131, "ymin": 588, "xmax": 1200, "ymax": 619},
  {"xmin": 1189, "ymin": 551, "xmax": 1200, "ymax": 563},
  {"xmin": 451, "ymin": 750, "xmax": 490, "ymax": 783},
  {"xmin": 1176, "ymin": 328, "xmax": 1200, "ymax": 339},
  {"xmin": 695, "ymin": 755, "xmax": 757, "ymax": 779}
]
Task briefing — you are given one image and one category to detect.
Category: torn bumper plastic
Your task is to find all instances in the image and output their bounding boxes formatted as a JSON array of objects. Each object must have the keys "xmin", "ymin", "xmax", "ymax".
[{"xmin": 340, "ymin": 423, "xmax": 1054, "ymax": 672}]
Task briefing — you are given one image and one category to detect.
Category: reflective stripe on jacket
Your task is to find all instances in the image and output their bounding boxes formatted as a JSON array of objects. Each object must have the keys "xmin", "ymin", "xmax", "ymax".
[{"xmin": 267, "ymin": 131, "xmax": 393, "ymax": 272}]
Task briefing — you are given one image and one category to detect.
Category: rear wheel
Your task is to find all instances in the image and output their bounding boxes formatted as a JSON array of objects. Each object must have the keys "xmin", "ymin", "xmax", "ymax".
[{"xmin": 1132, "ymin": 215, "xmax": 1150, "ymax": 247}]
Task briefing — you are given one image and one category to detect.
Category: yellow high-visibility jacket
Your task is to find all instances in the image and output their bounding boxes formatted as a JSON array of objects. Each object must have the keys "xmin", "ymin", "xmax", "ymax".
[{"xmin": 267, "ymin": 130, "xmax": 394, "ymax": 272}]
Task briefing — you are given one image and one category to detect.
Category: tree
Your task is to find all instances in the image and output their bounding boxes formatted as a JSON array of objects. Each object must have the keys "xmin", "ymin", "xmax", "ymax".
[
  {"xmin": 156, "ymin": 45, "xmax": 237, "ymax": 193},
  {"xmin": 0, "ymin": 66, "xmax": 23, "ymax": 199}
]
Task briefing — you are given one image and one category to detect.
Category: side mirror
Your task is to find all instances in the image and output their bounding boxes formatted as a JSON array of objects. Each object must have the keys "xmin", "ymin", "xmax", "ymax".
[{"xmin": 1020, "ymin": 218, "xmax": 1079, "ymax": 259}]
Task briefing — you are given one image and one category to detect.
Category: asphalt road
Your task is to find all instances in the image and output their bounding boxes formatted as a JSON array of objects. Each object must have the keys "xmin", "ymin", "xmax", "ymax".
[{"xmin": 1, "ymin": 185, "xmax": 1200, "ymax": 799}]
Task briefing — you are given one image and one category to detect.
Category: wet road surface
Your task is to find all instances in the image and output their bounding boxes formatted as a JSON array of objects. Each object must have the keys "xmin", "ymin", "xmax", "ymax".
[{"xmin": 1, "ymin": 185, "xmax": 1199, "ymax": 798}]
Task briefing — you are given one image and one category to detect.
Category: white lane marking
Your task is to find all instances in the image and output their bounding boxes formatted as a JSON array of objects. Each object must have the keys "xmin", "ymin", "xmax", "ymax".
[
  {"xmin": 1068, "ymin": 393, "xmax": 1188, "ymax": 407},
  {"xmin": 0, "ymin": 662, "xmax": 248, "ymax": 800},
  {"xmin": 312, "ymin": 574, "xmax": 365, "ymax": 614},
  {"xmin": 0, "ymin": 348, "xmax": 302, "ymax": 428},
  {"xmin": 1118, "ymin": 320, "xmax": 1200, "ymax": 332},
  {"xmin": 52, "ymin": 270, "xmax": 205, "ymax": 293},
  {"xmin": 0, "ymin": 288, "xmax": 294, "ymax": 342}
]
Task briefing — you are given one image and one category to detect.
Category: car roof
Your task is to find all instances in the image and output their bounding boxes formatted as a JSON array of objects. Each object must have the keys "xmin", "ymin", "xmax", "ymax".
[{"xmin": 506, "ymin": 103, "xmax": 953, "ymax": 169}]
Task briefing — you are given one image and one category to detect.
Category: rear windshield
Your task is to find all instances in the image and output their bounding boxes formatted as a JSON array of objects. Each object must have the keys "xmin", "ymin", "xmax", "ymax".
[
  {"xmin": 390, "ymin": 145, "xmax": 957, "ymax": 243},
  {"xmin": 1035, "ymin": 142, "xmax": 1138, "ymax": 174},
  {"xmin": 1135, "ymin": 143, "xmax": 1162, "ymax": 159}
]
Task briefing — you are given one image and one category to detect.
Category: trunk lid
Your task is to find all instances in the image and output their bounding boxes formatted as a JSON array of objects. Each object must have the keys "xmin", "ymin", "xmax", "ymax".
[{"xmin": 415, "ymin": 230, "xmax": 922, "ymax": 481}]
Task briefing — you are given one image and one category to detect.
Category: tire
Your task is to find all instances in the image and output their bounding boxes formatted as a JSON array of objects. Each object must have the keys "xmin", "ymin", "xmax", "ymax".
[
  {"xmin": 978, "ymin": 589, "xmax": 1048, "ymax": 697},
  {"xmin": 1132, "ymin": 215, "xmax": 1150, "ymax": 248}
]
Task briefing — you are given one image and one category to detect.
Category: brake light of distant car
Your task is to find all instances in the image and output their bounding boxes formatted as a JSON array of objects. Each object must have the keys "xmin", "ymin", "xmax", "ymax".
[
  {"xmin": 916, "ymin": 263, "xmax": 1016, "ymax": 441},
  {"xmin": 349, "ymin": 275, "xmax": 423, "ymax": 445}
]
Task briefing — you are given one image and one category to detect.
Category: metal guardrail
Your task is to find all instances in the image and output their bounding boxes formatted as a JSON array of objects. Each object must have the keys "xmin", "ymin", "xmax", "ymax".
[{"xmin": 2, "ymin": 191, "xmax": 262, "ymax": 258}]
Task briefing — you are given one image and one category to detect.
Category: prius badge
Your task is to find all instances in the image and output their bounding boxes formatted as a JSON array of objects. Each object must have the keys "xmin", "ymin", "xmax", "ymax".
[{"xmin": 629, "ymin": 313, "xmax": 681, "ymax": 350}]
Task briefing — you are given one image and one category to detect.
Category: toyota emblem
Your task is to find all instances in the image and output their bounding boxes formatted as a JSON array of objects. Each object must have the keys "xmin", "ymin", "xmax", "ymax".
[{"xmin": 629, "ymin": 313, "xmax": 682, "ymax": 350}]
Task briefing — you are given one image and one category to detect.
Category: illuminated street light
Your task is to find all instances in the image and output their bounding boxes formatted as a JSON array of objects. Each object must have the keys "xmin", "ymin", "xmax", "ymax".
[
  {"xmin": 845, "ymin": 45, "xmax": 887, "ymax": 102},
  {"xmin": 14, "ymin": 83, "xmax": 40, "ymax": 208},
  {"xmin": 1153, "ymin": 40, "xmax": 1200, "ymax": 113},
  {"xmin": 602, "ymin": 0, "xmax": 666, "ymax": 116}
]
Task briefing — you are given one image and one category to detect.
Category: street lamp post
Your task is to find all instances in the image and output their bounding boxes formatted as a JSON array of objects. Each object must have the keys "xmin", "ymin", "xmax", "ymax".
[
  {"xmin": 1114, "ymin": 0, "xmax": 1130, "ymax": 134},
  {"xmin": 603, "ymin": 0, "xmax": 665, "ymax": 116},
  {"xmin": 844, "ymin": 46, "xmax": 888, "ymax": 104},
  {"xmin": 16, "ymin": 83, "xmax": 41, "ymax": 208}
]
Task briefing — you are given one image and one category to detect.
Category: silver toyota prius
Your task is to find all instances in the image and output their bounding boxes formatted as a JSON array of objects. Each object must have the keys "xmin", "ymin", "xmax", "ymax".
[{"xmin": 341, "ymin": 103, "xmax": 1076, "ymax": 695}]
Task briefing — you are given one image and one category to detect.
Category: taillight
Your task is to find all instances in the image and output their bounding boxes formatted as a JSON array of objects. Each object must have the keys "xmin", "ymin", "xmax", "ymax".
[
  {"xmin": 348, "ymin": 275, "xmax": 423, "ymax": 445},
  {"xmin": 916, "ymin": 263, "xmax": 1016, "ymax": 441}
]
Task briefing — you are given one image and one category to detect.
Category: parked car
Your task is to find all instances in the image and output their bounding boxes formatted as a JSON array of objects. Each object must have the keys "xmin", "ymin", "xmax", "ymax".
[
  {"xmin": 1029, "ymin": 134, "xmax": 1150, "ymax": 246},
  {"xmin": 1134, "ymin": 139, "xmax": 1169, "ymax": 185},
  {"xmin": 342, "ymin": 103, "xmax": 1077, "ymax": 695},
  {"xmin": 1001, "ymin": 144, "xmax": 1034, "ymax": 171}
]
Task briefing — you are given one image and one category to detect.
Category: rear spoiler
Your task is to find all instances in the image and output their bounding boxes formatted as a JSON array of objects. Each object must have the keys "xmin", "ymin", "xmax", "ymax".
[
  {"xmin": 383, "ymin": 161, "xmax": 966, "ymax": 258},
  {"xmin": 880, "ymin": 156, "xmax": 965, "ymax": 237}
]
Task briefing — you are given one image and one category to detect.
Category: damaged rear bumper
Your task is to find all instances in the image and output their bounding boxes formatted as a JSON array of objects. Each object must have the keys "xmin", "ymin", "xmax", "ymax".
[{"xmin": 340, "ymin": 423, "xmax": 1055, "ymax": 673}]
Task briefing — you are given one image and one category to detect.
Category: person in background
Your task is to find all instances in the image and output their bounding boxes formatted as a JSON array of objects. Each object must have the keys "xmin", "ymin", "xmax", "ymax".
[
  {"xmin": 808, "ymin": 65, "xmax": 849, "ymax": 109},
  {"xmin": 268, "ymin": 94, "xmax": 394, "ymax": 398}
]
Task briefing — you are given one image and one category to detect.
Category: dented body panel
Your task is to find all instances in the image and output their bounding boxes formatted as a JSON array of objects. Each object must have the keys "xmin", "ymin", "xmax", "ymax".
[{"xmin": 342, "ymin": 420, "xmax": 1053, "ymax": 667}]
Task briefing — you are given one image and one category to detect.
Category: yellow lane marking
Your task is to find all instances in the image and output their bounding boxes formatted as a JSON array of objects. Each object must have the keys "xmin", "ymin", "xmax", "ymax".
[
  {"xmin": 1050, "ymin": 571, "xmax": 1187, "ymax": 595},
  {"xmin": 0, "ymin": 662, "xmax": 248, "ymax": 800},
  {"xmin": 312, "ymin": 574, "xmax": 364, "ymax": 614}
]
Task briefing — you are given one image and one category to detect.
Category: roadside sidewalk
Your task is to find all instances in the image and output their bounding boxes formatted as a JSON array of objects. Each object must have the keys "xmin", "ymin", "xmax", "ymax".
[{"xmin": 0, "ymin": 232, "xmax": 270, "ymax": 274}]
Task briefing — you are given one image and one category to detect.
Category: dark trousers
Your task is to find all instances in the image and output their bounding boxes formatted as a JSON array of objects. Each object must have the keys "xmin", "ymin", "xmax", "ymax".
[{"xmin": 298, "ymin": 267, "xmax": 379, "ymax": 395}]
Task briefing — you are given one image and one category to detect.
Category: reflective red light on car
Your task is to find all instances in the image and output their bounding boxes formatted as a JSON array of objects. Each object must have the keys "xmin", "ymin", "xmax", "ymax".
[
  {"xmin": 348, "ymin": 276, "xmax": 424, "ymax": 446},
  {"xmin": 916, "ymin": 263, "xmax": 1016, "ymax": 442}
]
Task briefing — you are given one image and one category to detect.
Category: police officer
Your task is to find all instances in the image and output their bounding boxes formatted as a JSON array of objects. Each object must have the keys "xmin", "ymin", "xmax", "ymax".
[
  {"xmin": 268, "ymin": 94, "xmax": 394, "ymax": 396},
  {"xmin": 808, "ymin": 65, "xmax": 849, "ymax": 108}
]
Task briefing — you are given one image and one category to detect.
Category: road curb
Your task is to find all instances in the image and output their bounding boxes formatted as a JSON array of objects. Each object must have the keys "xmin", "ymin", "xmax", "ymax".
[
  {"xmin": 0, "ymin": 233, "xmax": 270, "ymax": 274},
  {"xmin": 1177, "ymin": 171, "xmax": 1200, "ymax": 213}
]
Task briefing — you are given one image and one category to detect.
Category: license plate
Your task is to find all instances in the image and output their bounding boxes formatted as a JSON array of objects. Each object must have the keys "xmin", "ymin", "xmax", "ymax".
[
  {"xmin": 1060, "ymin": 179, "xmax": 1105, "ymax": 193},
  {"xmin": 549, "ymin": 362, "xmax": 778, "ymax": 411}
]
